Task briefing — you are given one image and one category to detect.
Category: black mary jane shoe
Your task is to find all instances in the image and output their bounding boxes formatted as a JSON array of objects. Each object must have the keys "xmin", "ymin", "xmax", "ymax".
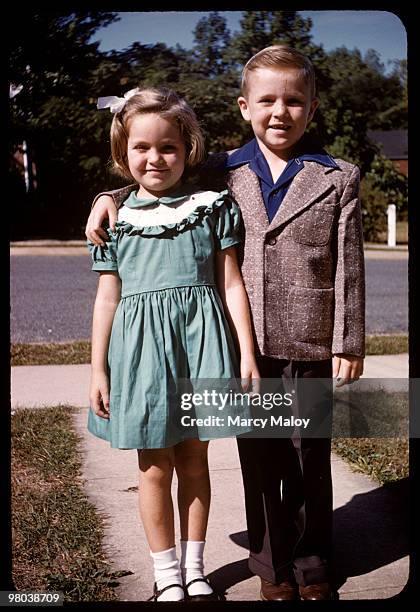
[
  {"xmin": 148, "ymin": 582, "xmax": 185, "ymax": 602},
  {"xmin": 185, "ymin": 577, "xmax": 220, "ymax": 601}
]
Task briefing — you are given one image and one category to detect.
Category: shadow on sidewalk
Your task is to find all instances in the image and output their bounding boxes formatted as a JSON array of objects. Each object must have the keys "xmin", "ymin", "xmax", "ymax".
[
  {"xmin": 207, "ymin": 557, "xmax": 253, "ymax": 599},
  {"xmin": 331, "ymin": 477, "xmax": 409, "ymax": 590},
  {"xmin": 209, "ymin": 479, "xmax": 409, "ymax": 595}
]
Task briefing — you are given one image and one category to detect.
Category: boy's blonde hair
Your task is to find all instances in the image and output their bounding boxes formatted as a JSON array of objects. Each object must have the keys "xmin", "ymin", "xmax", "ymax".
[
  {"xmin": 110, "ymin": 87, "xmax": 205, "ymax": 181},
  {"xmin": 241, "ymin": 45, "xmax": 316, "ymax": 99}
]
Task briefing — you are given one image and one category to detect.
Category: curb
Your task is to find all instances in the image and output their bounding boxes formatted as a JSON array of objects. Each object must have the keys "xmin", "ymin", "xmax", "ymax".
[
  {"xmin": 11, "ymin": 240, "xmax": 87, "ymax": 247},
  {"xmin": 11, "ymin": 240, "xmax": 408, "ymax": 252},
  {"xmin": 364, "ymin": 242, "xmax": 408, "ymax": 252}
]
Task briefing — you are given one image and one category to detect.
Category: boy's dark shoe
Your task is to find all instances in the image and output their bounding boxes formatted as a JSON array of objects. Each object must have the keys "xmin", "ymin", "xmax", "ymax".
[
  {"xmin": 299, "ymin": 582, "xmax": 333, "ymax": 600},
  {"xmin": 260, "ymin": 578, "xmax": 299, "ymax": 601}
]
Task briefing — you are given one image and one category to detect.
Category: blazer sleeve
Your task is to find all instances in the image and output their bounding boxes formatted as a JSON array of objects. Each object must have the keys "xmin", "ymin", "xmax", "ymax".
[
  {"xmin": 90, "ymin": 184, "xmax": 138, "ymax": 210},
  {"xmin": 332, "ymin": 165, "xmax": 366, "ymax": 357}
]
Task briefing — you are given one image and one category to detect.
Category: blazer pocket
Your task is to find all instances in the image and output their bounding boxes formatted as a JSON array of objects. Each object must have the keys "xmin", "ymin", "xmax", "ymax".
[
  {"xmin": 291, "ymin": 203, "xmax": 336, "ymax": 246},
  {"xmin": 287, "ymin": 287, "xmax": 334, "ymax": 343}
]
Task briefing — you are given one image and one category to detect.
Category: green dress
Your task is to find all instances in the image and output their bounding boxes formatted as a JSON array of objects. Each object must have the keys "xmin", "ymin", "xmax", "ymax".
[{"xmin": 87, "ymin": 187, "xmax": 252, "ymax": 449}]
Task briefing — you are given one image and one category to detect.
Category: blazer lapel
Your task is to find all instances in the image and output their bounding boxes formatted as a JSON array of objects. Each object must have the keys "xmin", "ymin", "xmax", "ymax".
[
  {"xmin": 266, "ymin": 164, "xmax": 338, "ymax": 233},
  {"xmin": 228, "ymin": 165, "xmax": 270, "ymax": 230}
]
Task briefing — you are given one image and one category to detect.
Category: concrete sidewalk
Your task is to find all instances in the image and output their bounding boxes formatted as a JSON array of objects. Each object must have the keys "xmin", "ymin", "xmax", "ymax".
[
  {"xmin": 10, "ymin": 240, "xmax": 408, "ymax": 259},
  {"xmin": 10, "ymin": 355, "xmax": 409, "ymax": 601},
  {"xmin": 11, "ymin": 354, "xmax": 409, "ymax": 410}
]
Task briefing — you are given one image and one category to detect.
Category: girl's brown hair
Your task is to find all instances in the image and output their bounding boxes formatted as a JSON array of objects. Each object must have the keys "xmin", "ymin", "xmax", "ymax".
[{"xmin": 110, "ymin": 87, "xmax": 205, "ymax": 181}]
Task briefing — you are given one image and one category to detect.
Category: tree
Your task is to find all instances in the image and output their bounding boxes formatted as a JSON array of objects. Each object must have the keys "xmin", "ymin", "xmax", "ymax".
[
  {"xmin": 376, "ymin": 59, "xmax": 407, "ymax": 129},
  {"xmin": 365, "ymin": 153, "xmax": 407, "ymax": 213},
  {"xmin": 360, "ymin": 153, "xmax": 407, "ymax": 241},
  {"xmin": 315, "ymin": 47, "xmax": 406, "ymax": 172},
  {"xmin": 192, "ymin": 11, "xmax": 232, "ymax": 76},
  {"xmin": 9, "ymin": 11, "xmax": 120, "ymax": 238},
  {"xmin": 319, "ymin": 47, "xmax": 405, "ymax": 133},
  {"xmin": 9, "ymin": 12, "xmax": 118, "ymax": 119},
  {"xmin": 227, "ymin": 10, "xmax": 323, "ymax": 65},
  {"xmin": 113, "ymin": 42, "xmax": 183, "ymax": 88},
  {"xmin": 173, "ymin": 12, "xmax": 245, "ymax": 151}
]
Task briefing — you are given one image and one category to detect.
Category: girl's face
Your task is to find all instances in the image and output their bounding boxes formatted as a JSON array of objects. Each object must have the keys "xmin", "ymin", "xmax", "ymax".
[{"xmin": 126, "ymin": 113, "xmax": 187, "ymax": 197}]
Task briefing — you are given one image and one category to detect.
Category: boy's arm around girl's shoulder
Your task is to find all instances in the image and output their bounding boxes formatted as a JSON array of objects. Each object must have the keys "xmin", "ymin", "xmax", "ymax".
[
  {"xmin": 90, "ymin": 183, "xmax": 137, "ymax": 210},
  {"xmin": 331, "ymin": 159, "xmax": 366, "ymax": 358}
]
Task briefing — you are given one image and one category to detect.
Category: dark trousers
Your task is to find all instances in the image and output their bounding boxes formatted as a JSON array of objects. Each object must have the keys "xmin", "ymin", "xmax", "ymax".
[{"xmin": 236, "ymin": 357, "xmax": 333, "ymax": 586}]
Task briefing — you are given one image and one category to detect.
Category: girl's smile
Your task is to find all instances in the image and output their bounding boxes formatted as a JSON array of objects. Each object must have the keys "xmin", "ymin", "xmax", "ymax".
[
  {"xmin": 127, "ymin": 113, "xmax": 187, "ymax": 198},
  {"xmin": 146, "ymin": 169, "xmax": 169, "ymax": 175}
]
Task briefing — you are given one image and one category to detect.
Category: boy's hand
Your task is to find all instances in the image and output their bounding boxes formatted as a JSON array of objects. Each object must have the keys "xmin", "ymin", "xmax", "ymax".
[
  {"xmin": 240, "ymin": 356, "xmax": 261, "ymax": 394},
  {"xmin": 85, "ymin": 196, "xmax": 117, "ymax": 246},
  {"xmin": 90, "ymin": 371, "xmax": 111, "ymax": 419},
  {"xmin": 333, "ymin": 354, "xmax": 364, "ymax": 388}
]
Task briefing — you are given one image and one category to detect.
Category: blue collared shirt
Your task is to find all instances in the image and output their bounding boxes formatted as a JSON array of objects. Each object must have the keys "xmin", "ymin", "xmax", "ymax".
[{"xmin": 223, "ymin": 138, "xmax": 340, "ymax": 222}]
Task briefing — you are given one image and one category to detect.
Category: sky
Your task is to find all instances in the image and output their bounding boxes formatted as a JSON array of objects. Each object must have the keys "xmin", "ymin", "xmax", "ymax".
[{"xmin": 91, "ymin": 10, "xmax": 407, "ymax": 72}]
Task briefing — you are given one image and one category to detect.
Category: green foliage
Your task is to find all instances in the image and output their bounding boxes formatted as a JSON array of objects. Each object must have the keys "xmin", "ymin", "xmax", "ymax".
[
  {"xmin": 10, "ymin": 12, "xmax": 118, "ymax": 119},
  {"xmin": 323, "ymin": 109, "xmax": 376, "ymax": 173},
  {"xmin": 359, "ymin": 153, "xmax": 408, "ymax": 241},
  {"xmin": 319, "ymin": 47, "xmax": 403, "ymax": 127},
  {"xmin": 366, "ymin": 154, "xmax": 408, "ymax": 212},
  {"xmin": 376, "ymin": 59, "xmax": 407, "ymax": 129},
  {"xmin": 314, "ymin": 47, "xmax": 405, "ymax": 173},
  {"xmin": 227, "ymin": 10, "xmax": 316, "ymax": 63},
  {"xmin": 360, "ymin": 175, "xmax": 388, "ymax": 242},
  {"xmin": 9, "ymin": 10, "xmax": 407, "ymax": 239},
  {"xmin": 193, "ymin": 11, "xmax": 232, "ymax": 75}
]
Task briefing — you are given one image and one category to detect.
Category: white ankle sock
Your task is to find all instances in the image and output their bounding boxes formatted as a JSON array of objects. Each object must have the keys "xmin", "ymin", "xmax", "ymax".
[
  {"xmin": 180, "ymin": 540, "xmax": 213, "ymax": 596},
  {"xmin": 150, "ymin": 546, "xmax": 184, "ymax": 601}
]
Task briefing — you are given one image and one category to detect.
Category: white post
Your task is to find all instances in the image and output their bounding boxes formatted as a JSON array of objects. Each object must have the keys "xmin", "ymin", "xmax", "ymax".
[
  {"xmin": 387, "ymin": 204, "xmax": 396, "ymax": 247},
  {"xmin": 22, "ymin": 140, "xmax": 30, "ymax": 193}
]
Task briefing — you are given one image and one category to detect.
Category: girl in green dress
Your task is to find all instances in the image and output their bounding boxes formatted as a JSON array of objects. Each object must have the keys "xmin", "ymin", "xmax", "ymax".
[{"xmin": 88, "ymin": 87, "xmax": 260, "ymax": 602}]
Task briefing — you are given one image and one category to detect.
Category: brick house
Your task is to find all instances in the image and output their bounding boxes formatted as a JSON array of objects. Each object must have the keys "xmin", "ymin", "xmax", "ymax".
[{"xmin": 367, "ymin": 130, "xmax": 408, "ymax": 176}]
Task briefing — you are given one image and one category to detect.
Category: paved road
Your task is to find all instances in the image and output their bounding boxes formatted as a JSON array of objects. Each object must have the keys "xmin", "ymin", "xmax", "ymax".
[
  {"xmin": 10, "ymin": 255, "xmax": 97, "ymax": 343},
  {"xmin": 365, "ymin": 257, "xmax": 408, "ymax": 334},
  {"xmin": 10, "ymin": 253, "xmax": 408, "ymax": 343}
]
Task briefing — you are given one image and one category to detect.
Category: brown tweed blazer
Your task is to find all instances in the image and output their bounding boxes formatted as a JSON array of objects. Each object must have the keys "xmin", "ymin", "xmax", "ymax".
[{"xmin": 91, "ymin": 154, "xmax": 365, "ymax": 360}]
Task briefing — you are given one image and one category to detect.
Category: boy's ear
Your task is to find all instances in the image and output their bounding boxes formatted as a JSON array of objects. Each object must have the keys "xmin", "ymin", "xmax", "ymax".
[
  {"xmin": 308, "ymin": 98, "xmax": 319, "ymax": 123},
  {"xmin": 237, "ymin": 96, "xmax": 251, "ymax": 121}
]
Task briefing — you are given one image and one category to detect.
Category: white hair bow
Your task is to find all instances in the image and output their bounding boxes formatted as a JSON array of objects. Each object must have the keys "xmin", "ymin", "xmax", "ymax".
[{"xmin": 97, "ymin": 87, "xmax": 140, "ymax": 113}]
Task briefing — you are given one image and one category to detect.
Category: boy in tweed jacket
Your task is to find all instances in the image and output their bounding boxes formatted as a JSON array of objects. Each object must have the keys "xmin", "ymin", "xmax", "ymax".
[{"xmin": 85, "ymin": 46, "xmax": 365, "ymax": 601}]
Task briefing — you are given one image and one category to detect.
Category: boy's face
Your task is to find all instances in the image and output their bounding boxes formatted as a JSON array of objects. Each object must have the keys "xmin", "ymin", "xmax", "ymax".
[{"xmin": 237, "ymin": 67, "xmax": 319, "ymax": 161}]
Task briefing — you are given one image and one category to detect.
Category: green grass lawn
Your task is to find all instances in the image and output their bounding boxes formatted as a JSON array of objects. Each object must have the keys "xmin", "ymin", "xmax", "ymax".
[
  {"xmin": 365, "ymin": 333, "xmax": 408, "ymax": 355},
  {"xmin": 331, "ymin": 437, "xmax": 408, "ymax": 484},
  {"xmin": 11, "ymin": 333, "xmax": 408, "ymax": 367},
  {"xmin": 11, "ymin": 341, "xmax": 91, "ymax": 366},
  {"xmin": 11, "ymin": 406, "xmax": 130, "ymax": 601},
  {"xmin": 332, "ymin": 388, "xmax": 409, "ymax": 484}
]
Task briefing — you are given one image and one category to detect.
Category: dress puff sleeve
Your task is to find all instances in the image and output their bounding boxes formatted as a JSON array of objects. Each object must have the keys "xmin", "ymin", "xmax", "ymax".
[
  {"xmin": 214, "ymin": 193, "xmax": 243, "ymax": 251},
  {"xmin": 87, "ymin": 229, "xmax": 119, "ymax": 272}
]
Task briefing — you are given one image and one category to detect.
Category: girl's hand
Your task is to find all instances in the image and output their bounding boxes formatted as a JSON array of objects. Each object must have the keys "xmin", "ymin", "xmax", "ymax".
[
  {"xmin": 85, "ymin": 195, "xmax": 117, "ymax": 246},
  {"xmin": 240, "ymin": 356, "xmax": 261, "ymax": 394},
  {"xmin": 90, "ymin": 371, "xmax": 111, "ymax": 419}
]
